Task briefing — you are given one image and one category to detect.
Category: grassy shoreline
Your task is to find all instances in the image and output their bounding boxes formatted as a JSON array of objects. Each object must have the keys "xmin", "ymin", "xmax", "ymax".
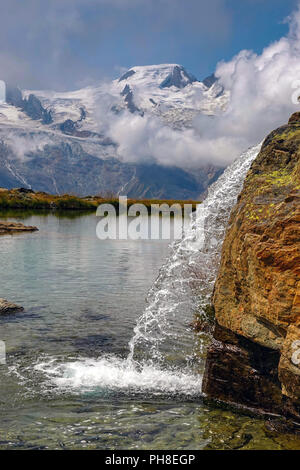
[{"xmin": 0, "ymin": 188, "xmax": 201, "ymax": 214}]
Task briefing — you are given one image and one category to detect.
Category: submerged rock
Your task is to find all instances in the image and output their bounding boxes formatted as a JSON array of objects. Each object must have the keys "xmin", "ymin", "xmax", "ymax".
[
  {"xmin": 0, "ymin": 298, "xmax": 24, "ymax": 315},
  {"xmin": 203, "ymin": 113, "xmax": 300, "ymax": 422},
  {"xmin": 0, "ymin": 221, "xmax": 38, "ymax": 234}
]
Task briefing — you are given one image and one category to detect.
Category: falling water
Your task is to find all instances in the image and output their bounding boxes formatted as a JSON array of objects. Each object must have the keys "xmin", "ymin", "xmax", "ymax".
[
  {"xmin": 128, "ymin": 143, "xmax": 262, "ymax": 366},
  {"xmin": 30, "ymin": 143, "xmax": 261, "ymax": 395}
]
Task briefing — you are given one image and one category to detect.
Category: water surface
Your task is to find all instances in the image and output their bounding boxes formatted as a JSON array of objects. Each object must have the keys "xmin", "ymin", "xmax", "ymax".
[{"xmin": 0, "ymin": 212, "xmax": 299, "ymax": 450}]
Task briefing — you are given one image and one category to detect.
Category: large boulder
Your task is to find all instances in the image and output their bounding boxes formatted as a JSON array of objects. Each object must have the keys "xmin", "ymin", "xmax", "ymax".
[{"xmin": 203, "ymin": 113, "xmax": 300, "ymax": 421}]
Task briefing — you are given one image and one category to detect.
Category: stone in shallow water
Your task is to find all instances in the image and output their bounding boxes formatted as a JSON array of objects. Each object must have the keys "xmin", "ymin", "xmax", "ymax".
[
  {"xmin": 0, "ymin": 222, "xmax": 38, "ymax": 233},
  {"xmin": 0, "ymin": 298, "xmax": 24, "ymax": 315}
]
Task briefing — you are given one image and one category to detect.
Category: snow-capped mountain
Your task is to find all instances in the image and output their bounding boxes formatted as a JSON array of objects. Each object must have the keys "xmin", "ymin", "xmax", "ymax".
[
  {"xmin": 23, "ymin": 64, "xmax": 227, "ymax": 131},
  {"xmin": 112, "ymin": 64, "xmax": 226, "ymax": 127},
  {"xmin": 0, "ymin": 64, "xmax": 227, "ymax": 198}
]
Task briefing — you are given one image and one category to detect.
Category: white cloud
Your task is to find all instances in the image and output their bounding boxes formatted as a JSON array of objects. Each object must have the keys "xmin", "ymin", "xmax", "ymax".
[
  {"xmin": 108, "ymin": 111, "xmax": 206, "ymax": 167},
  {"xmin": 95, "ymin": 3, "xmax": 300, "ymax": 169},
  {"xmin": 191, "ymin": 3, "xmax": 300, "ymax": 164},
  {"xmin": 3, "ymin": 132, "xmax": 49, "ymax": 161}
]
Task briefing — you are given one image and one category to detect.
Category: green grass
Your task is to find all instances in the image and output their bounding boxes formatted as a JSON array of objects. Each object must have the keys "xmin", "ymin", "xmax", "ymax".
[{"xmin": 0, "ymin": 189, "xmax": 201, "ymax": 214}]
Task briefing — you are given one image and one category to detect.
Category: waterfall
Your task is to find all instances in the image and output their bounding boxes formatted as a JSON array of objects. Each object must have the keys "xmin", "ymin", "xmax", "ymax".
[
  {"xmin": 128, "ymin": 143, "xmax": 262, "ymax": 366},
  {"xmin": 30, "ymin": 143, "xmax": 262, "ymax": 396}
]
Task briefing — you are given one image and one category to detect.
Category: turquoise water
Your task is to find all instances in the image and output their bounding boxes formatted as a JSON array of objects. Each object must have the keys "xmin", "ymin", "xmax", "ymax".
[{"xmin": 0, "ymin": 212, "xmax": 299, "ymax": 450}]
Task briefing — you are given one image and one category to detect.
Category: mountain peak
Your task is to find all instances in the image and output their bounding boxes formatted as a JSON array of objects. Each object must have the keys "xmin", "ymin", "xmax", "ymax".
[
  {"xmin": 117, "ymin": 64, "xmax": 198, "ymax": 89},
  {"xmin": 159, "ymin": 65, "xmax": 197, "ymax": 89}
]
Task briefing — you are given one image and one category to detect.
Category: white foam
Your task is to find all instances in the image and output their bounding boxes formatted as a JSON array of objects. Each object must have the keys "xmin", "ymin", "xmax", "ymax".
[{"xmin": 33, "ymin": 355, "xmax": 202, "ymax": 396}]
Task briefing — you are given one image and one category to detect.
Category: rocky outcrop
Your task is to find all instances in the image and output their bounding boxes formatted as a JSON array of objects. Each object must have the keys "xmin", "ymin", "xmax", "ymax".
[
  {"xmin": 22, "ymin": 94, "xmax": 53, "ymax": 124},
  {"xmin": 120, "ymin": 84, "xmax": 144, "ymax": 115},
  {"xmin": 6, "ymin": 86, "xmax": 52, "ymax": 124},
  {"xmin": 0, "ymin": 298, "xmax": 24, "ymax": 315},
  {"xmin": 203, "ymin": 113, "xmax": 300, "ymax": 422},
  {"xmin": 160, "ymin": 65, "xmax": 197, "ymax": 89},
  {"xmin": 0, "ymin": 221, "xmax": 38, "ymax": 233}
]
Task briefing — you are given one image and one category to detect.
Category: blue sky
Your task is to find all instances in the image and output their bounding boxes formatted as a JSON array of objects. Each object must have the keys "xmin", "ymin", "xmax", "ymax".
[{"xmin": 0, "ymin": 0, "xmax": 299, "ymax": 90}]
